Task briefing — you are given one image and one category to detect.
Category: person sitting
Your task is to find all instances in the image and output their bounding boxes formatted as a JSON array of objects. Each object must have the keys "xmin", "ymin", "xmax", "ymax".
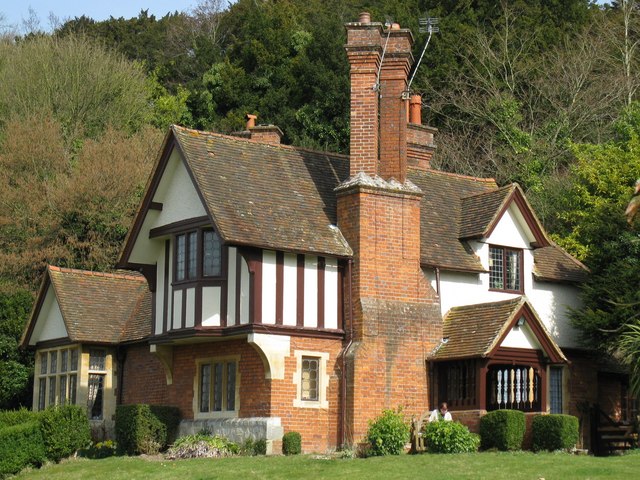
[{"xmin": 428, "ymin": 402, "xmax": 452, "ymax": 422}]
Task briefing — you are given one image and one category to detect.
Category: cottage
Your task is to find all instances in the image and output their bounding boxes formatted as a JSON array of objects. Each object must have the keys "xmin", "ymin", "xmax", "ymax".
[{"xmin": 21, "ymin": 13, "xmax": 630, "ymax": 453}]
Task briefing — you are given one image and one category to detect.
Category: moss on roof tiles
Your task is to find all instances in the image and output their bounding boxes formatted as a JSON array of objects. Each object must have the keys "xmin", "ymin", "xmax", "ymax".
[
  {"xmin": 172, "ymin": 126, "xmax": 352, "ymax": 257},
  {"xmin": 48, "ymin": 267, "xmax": 150, "ymax": 344}
]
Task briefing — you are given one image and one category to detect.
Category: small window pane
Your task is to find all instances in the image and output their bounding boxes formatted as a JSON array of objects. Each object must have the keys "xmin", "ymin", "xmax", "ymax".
[
  {"xmin": 89, "ymin": 349, "xmax": 106, "ymax": 371},
  {"xmin": 59, "ymin": 376, "xmax": 67, "ymax": 406},
  {"xmin": 88, "ymin": 374, "xmax": 104, "ymax": 420},
  {"xmin": 49, "ymin": 351, "xmax": 57, "ymax": 374},
  {"xmin": 69, "ymin": 374, "xmax": 77, "ymax": 404},
  {"xmin": 203, "ymin": 231, "xmax": 222, "ymax": 277},
  {"xmin": 489, "ymin": 247, "xmax": 504, "ymax": 289},
  {"xmin": 38, "ymin": 378, "xmax": 46, "ymax": 410},
  {"xmin": 70, "ymin": 349, "xmax": 79, "ymax": 371},
  {"xmin": 188, "ymin": 232, "xmax": 197, "ymax": 279},
  {"xmin": 213, "ymin": 363, "xmax": 223, "ymax": 411},
  {"xmin": 506, "ymin": 250, "xmax": 521, "ymax": 291},
  {"xmin": 301, "ymin": 357, "xmax": 319, "ymax": 401},
  {"xmin": 550, "ymin": 368, "xmax": 563, "ymax": 414},
  {"xmin": 200, "ymin": 364, "xmax": 211, "ymax": 413},
  {"xmin": 48, "ymin": 377, "xmax": 57, "ymax": 406},
  {"xmin": 176, "ymin": 234, "xmax": 186, "ymax": 281},
  {"xmin": 60, "ymin": 350, "xmax": 68, "ymax": 373},
  {"xmin": 40, "ymin": 352, "xmax": 48, "ymax": 375},
  {"xmin": 226, "ymin": 362, "xmax": 236, "ymax": 411}
]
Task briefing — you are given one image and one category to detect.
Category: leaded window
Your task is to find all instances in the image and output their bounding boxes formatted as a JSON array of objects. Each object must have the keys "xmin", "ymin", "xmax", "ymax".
[
  {"xmin": 36, "ymin": 347, "xmax": 79, "ymax": 409},
  {"xmin": 301, "ymin": 357, "xmax": 319, "ymax": 402},
  {"xmin": 489, "ymin": 246, "xmax": 523, "ymax": 292},
  {"xmin": 175, "ymin": 229, "xmax": 223, "ymax": 283},
  {"xmin": 198, "ymin": 359, "xmax": 238, "ymax": 414}
]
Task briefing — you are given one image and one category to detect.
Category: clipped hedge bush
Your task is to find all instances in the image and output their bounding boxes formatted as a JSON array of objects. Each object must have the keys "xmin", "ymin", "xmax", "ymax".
[
  {"xmin": 282, "ymin": 431, "xmax": 302, "ymax": 455},
  {"xmin": 423, "ymin": 421, "xmax": 480, "ymax": 453},
  {"xmin": 0, "ymin": 408, "xmax": 39, "ymax": 429},
  {"xmin": 241, "ymin": 438, "xmax": 267, "ymax": 456},
  {"xmin": 39, "ymin": 405, "xmax": 91, "ymax": 462},
  {"xmin": 115, "ymin": 404, "xmax": 181, "ymax": 455},
  {"xmin": 480, "ymin": 409, "xmax": 526, "ymax": 451},
  {"xmin": 532, "ymin": 414, "xmax": 579, "ymax": 451},
  {"xmin": 365, "ymin": 408, "xmax": 410, "ymax": 456},
  {"xmin": 0, "ymin": 422, "xmax": 46, "ymax": 477}
]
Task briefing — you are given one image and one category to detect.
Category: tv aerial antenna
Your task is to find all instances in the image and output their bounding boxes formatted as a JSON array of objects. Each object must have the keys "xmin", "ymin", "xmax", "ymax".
[
  {"xmin": 374, "ymin": 17, "xmax": 395, "ymax": 92},
  {"xmin": 406, "ymin": 13, "xmax": 440, "ymax": 92}
]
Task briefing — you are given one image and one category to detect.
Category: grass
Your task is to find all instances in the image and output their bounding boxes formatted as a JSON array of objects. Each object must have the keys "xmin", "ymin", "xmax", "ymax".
[{"xmin": 13, "ymin": 450, "xmax": 640, "ymax": 480}]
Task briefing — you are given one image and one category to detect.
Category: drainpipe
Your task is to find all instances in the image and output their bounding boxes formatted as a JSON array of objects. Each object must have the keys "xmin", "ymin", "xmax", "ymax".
[
  {"xmin": 340, "ymin": 259, "xmax": 354, "ymax": 448},
  {"xmin": 116, "ymin": 347, "xmax": 127, "ymax": 405}
]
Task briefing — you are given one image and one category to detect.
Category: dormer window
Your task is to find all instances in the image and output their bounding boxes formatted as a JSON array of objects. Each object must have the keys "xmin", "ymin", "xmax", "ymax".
[
  {"xmin": 489, "ymin": 246, "xmax": 522, "ymax": 293},
  {"xmin": 175, "ymin": 229, "xmax": 222, "ymax": 283}
]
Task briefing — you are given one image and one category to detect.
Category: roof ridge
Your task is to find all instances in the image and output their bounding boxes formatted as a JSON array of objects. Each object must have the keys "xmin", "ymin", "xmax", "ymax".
[
  {"xmin": 462, "ymin": 183, "xmax": 514, "ymax": 200},
  {"xmin": 171, "ymin": 124, "xmax": 349, "ymax": 159},
  {"xmin": 415, "ymin": 168, "xmax": 498, "ymax": 184},
  {"xmin": 48, "ymin": 265, "xmax": 145, "ymax": 282}
]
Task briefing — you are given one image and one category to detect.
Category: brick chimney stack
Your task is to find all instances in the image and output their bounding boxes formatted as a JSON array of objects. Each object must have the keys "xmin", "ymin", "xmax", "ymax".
[
  {"xmin": 344, "ymin": 13, "xmax": 382, "ymax": 177},
  {"xmin": 377, "ymin": 24, "xmax": 413, "ymax": 182}
]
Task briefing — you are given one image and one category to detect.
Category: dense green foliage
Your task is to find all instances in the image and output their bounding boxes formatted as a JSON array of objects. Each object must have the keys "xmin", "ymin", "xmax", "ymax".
[
  {"xmin": 0, "ymin": 291, "xmax": 34, "ymax": 409},
  {"xmin": 282, "ymin": 431, "xmax": 302, "ymax": 455},
  {"xmin": 0, "ymin": 407, "xmax": 38, "ymax": 429},
  {"xmin": 38, "ymin": 405, "xmax": 91, "ymax": 462},
  {"xmin": 365, "ymin": 409, "xmax": 410, "ymax": 456},
  {"xmin": 115, "ymin": 405, "xmax": 181, "ymax": 455},
  {"xmin": 80, "ymin": 440, "xmax": 118, "ymax": 460},
  {"xmin": 0, "ymin": 421, "xmax": 45, "ymax": 478},
  {"xmin": 479, "ymin": 410, "xmax": 526, "ymax": 451},
  {"xmin": 423, "ymin": 421, "xmax": 480, "ymax": 454},
  {"xmin": 240, "ymin": 437, "xmax": 267, "ymax": 456},
  {"xmin": 531, "ymin": 414, "xmax": 580, "ymax": 452}
]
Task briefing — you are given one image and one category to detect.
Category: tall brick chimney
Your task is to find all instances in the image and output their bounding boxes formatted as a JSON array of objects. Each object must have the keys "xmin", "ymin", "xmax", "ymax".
[{"xmin": 338, "ymin": 13, "xmax": 441, "ymax": 447}]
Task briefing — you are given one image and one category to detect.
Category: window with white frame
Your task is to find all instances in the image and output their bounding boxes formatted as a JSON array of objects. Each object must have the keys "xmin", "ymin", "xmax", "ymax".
[
  {"xmin": 87, "ymin": 349, "xmax": 107, "ymax": 420},
  {"xmin": 293, "ymin": 350, "xmax": 329, "ymax": 409},
  {"xmin": 197, "ymin": 358, "xmax": 239, "ymax": 416},
  {"xmin": 37, "ymin": 347, "xmax": 79, "ymax": 410},
  {"xmin": 489, "ymin": 245, "xmax": 523, "ymax": 292}
]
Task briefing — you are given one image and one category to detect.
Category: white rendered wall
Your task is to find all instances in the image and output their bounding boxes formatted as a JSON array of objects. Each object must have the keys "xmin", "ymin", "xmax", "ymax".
[
  {"xmin": 202, "ymin": 286, "xmax": 222, "ymax": 326},
  {"xmin": 129, "ymin": 149, "xmax": 206, "ymax": 265},
  {"xmin": 29, "ymin": 287, "xmax": 68, "ymax": 345},
  {"xmin": 262, "ymin": 251, "xmax": 277, "ymax": 325},
  {"xmin": 282, "ymin": 254, "xmax": 298, "ymax": 326},
  {"xmin": 324, "ymin": 258, "xmax": 339, "ymax": 329},
  {"xmin": 227, "ymin": 247, "xmax": 237, "ymax": 326},
  {"xmin": 501, "ymin": 324, "xmax": 542, "ymax": 349},
  {"xmin": 303, "ymin": 256, "xmax": 318, "ymax": 328},
  {"xmin": 185, "ymin": 288, "xmax": 196, "ymax": 328},
  {"xmin": 430, "ymin": 204, "xmax": 583, "ymax": 348}
]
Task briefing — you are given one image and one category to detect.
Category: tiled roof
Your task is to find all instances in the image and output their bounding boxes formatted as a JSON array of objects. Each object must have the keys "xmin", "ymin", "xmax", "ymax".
[
  {"xmin": 172, "ymin": 126, "xmax": 352, "ymax": 257},
  {"xmin": 432, "ymin": 297, "xmax": 566, "ymax": 362},
  {"xmin": 459, "ymin": 186, "xmax": 514, "ymax": 239},
  {"xmin": 533, "ymin": 245, "xmax": 589, "ymax": 283},
  {"xmin": 408, "ymin": 169, "xmax": 497, "ymax": 272},
  {"xmin": 432, "ymin": 297, "xmax": 525, "ymax": 360},
  {"xmin": 48, "ymin": 266, "xmax": 150, "ymax": 344}
]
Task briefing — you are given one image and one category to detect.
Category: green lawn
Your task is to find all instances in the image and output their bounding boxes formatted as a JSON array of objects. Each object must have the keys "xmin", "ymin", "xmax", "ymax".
[{"xmin": 13, "ymin": 451, "xmax": 640, "ymax": 480}]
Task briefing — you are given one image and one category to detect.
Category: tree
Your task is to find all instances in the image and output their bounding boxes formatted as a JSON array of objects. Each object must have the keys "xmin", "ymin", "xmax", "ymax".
[{"xmin": 0, "ymin": 34, "xmax": 152, "ymax": 145}]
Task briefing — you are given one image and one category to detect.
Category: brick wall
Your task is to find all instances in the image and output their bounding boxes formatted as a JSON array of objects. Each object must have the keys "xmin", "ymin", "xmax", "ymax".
[{"xmin": 121, "ymin": 344, "xmax": 170, "ymax": 405}]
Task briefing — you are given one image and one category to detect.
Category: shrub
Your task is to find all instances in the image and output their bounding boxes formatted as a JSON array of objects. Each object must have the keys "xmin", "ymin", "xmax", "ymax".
[
  {"xmin": 0, "ymin": 408, "xmax": 39, "ymax": 429},
  {"xmin": 80, "ymin": 440, "xmax": 118, "ymax": 459},
  {"xmin": 365, "ymin": 408, "xmax": 410, "ymax": 456},
  {"xmin": 480, "ymin": 410, "xmax": 526, "ymax": 451},
  {"xmin": 532, "ymin": 414, "xmax": 579, "ymax": 451},
  {"xmin": 241, "ymin": 438, "xmax": 267, "ymax": 456},
  {"xmin": 39, "ymin": 405, "xmax": 91, "ymax": 462},
  {"xmin": 115, "ymin": 404, "xmax": 181, "ymax": 455},
  {"xmin": 0, "ymin": 421, "xmax": 46, "ymax": 477},
  {"xmin": 423, "ymin": 421, "xmax": 480, "ymax": 453},
  {"xmin": 282, "ymin": 431, "xmax": 302, "ymax": 455},
  {"xmin": 166, "ymin": 434, "xmax": 239, "ymax": 459}
]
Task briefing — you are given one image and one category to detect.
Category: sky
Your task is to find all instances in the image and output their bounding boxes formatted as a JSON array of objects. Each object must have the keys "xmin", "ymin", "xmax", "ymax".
[{"xmin": 1, "ymin": 1, "xmax": 197, "ymax": 32}]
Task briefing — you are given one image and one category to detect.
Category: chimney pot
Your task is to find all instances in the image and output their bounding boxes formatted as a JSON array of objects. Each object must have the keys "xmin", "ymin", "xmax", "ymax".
[
  {"xmin": 246, "ymin": 114, "xmax": 257, "ymax": 130},
  {"xmin": 391, "ymin": 22, "xmax": 401, "ymax": 30},
  {"xmin": 358, "ymin": 12, "xmax": 371, "ymax": 23},
  {"xmin": 409, "ymin": 95, "xmax": 422, "ymax": 124}
]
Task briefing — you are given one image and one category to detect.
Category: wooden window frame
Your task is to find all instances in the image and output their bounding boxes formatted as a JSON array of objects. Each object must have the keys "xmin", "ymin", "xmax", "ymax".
[
  {"xmin": 173, "ymin": 228, "xmax": 224, "ymax": 286},
  {"xmin": 489, "ymin": 245, "xmax": 523, "ymax": 293},
  {"xmin": 195, "ymin": 357, "xmax": 239, "ymax": 419}
]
